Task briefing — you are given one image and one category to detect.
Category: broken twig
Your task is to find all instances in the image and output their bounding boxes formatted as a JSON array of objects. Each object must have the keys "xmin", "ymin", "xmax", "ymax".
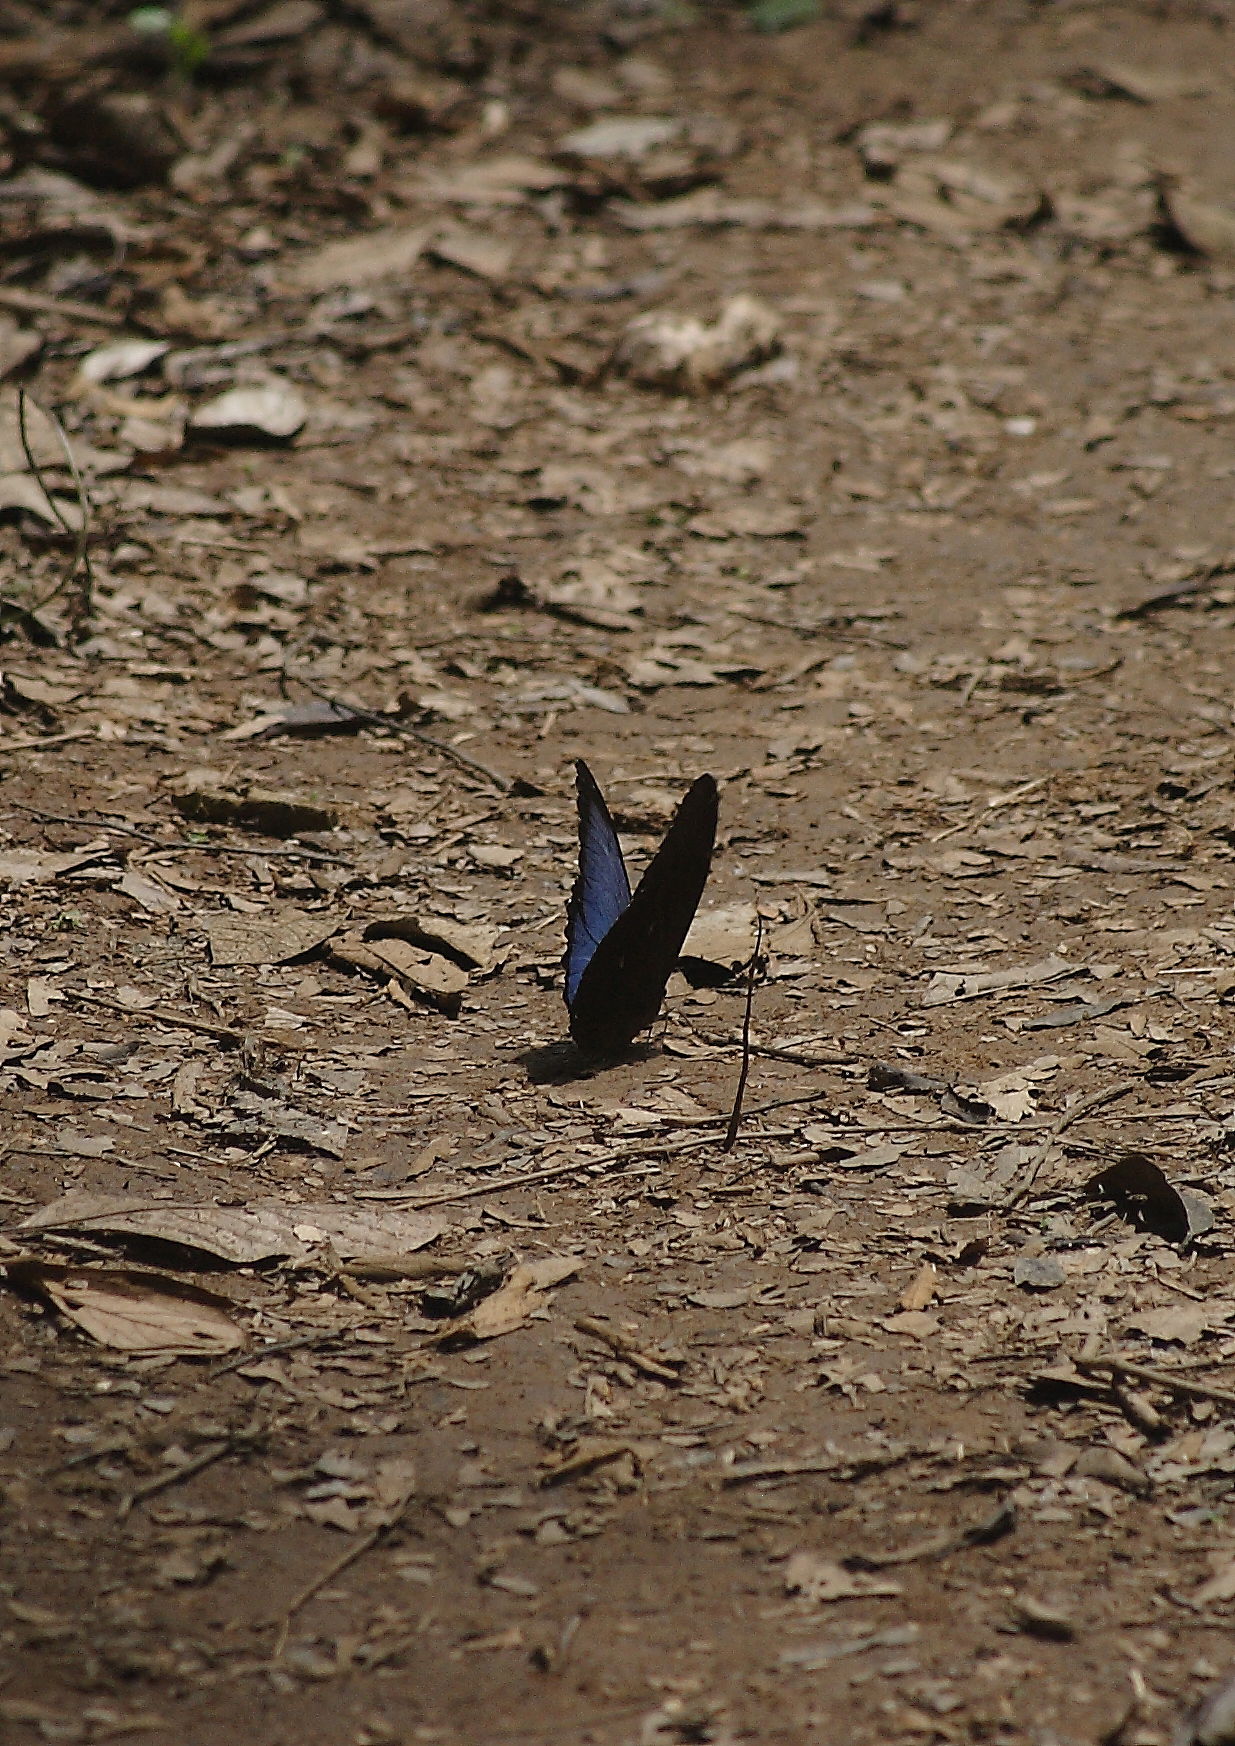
[
  {"xmin": 574, "ymin": 1316, "xmax": 682, "ymax": 1382},
  {"xmin": 272, "ymin": 1483, "xmax": 417, "ymax": 1656},
  {"xmin": 1076, "ymin": 1354, "xmax": 1235, "ymax": 1413},
  {"xmin": 1002, "ymin": 1079, "xmax": 1137, "ymax": 1209},
  {"xmin": 118, "ymin": 1439, "xmax": 232, "ymax": 1518},
  {"xmin": 292, "ymin": 675, "xmax": 518, "ymax": 795},
  {"xmin": 723, "ymin": 912, "xmax": 763, "ymax": 1153},
  {"xmin": 12, "ymin": 804, "xmax": 350, "ymax": 865}
]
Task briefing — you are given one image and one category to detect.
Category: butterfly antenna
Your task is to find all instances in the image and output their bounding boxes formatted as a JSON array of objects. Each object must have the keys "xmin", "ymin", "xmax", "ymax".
[{"xmin": 722, "ymin": 912, "xmax": 764, "ymax": 1154}]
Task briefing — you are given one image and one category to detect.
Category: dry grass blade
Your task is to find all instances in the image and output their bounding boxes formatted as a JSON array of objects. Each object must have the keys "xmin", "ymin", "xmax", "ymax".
[{"xmin": 18, "ymin": 388, "xmax": 94, "ymax": 626}]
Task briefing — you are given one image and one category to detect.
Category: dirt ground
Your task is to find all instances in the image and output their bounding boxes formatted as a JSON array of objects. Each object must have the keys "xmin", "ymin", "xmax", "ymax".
[{"xmin": 10, "ymin": 2, "xmax": 1235, "ymax": 1742}]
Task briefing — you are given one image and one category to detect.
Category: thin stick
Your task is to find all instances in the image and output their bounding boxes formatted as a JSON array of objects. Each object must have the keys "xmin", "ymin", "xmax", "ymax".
[
  {"xmin": 355, "ymin": 1102, "xmax": 838, "ymax": 1205},
  {"xmin": 0, "ymin": 728, "xmax": 93, "ymax": 750},
  {"xmin": 0, "ymin": 286, "xmax": 126, "ymax": 328},
  {"xmin": 292, "ymin": 675, "xmax": 516, "ymax": 795},
  {"xmin": 372, "ymin": 1130, "xmax": 725, "ymax": 1207},
  {"xmin": 43, "ymin": 1433, "xmax": 135, "ymax": 1477},
  {"xmin": 626, "ymin": 1089, "xmax": 839, "ymax": 1130},
  {"xmin": 11, "ymin": 804, "xmax": 350, "ymax": 865},
  {"xmin": 18, "ymin": 389, "xmax": 93, "ymax": 622},
  {"xmin": 721, "ymin": 1450, "xmax": 916, "ymax": 1487},
  {"xmin": 1075, "ymin": 1354, "xmax": 1235, "ymax": 1412},
  {"xmin": 1001, "ymin": 1079, "xmax": 1138, "ymax": 1209},
  {"xmin": 69, "ymin": 989, "xmax": 245, "ymax": 1044},
  {"xmin": 574, "ymin": 1316, "xmax": 681, "ymax": 1382},
  {"xmin": 693, "ymin": 1028, "xmax": 853, "ymax": 1068},
  {"xmin": 723, "ymin": 914, "xmax": 763, "ymax": 1153},
  {"xmin": 118, "ymin": 1438, "xmax": 231, "ymax": 1518},
  {"xmin": 206, "ymin": 1330, "xmax": 342, "ymax": 1383},
  {"xmin": 272, "ymin": 1488, "xmax": 415, "ymax": 1655}
]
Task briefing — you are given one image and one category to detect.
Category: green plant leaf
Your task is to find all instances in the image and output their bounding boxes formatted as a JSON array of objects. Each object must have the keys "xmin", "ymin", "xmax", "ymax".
[{"xmin": 748, "ymin": 0, "xmax": 821, "ymax": 31}]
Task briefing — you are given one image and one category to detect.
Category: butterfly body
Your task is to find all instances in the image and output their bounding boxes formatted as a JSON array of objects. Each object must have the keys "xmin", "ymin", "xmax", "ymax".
[{"xmin": 564, "ymin": 760, "xmax": 718, "ymax": 1055}]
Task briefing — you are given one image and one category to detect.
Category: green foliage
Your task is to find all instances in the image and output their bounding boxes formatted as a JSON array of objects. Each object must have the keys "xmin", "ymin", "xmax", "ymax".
[
  {"xmin": 128, "ymin": 7, "xmax": 211, "ymax": 78},
  {"xmin": 747, "ymin": 0, "xmax": 821, "ymax": 31}
]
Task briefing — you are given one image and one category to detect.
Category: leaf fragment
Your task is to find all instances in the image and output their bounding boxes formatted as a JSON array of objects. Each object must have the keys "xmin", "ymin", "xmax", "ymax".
[
  {"xmin": 784, "ymin": 1553, "xmax": 902, "ymax": 1603},
  {"xmin": 439, "ymin": 1256, "xmax": 581, "ymax": 1343},
  {"xmin": 21, "ymin": 1192, "xmax": 446, "ymax": 1265},
  {"xmin": 612, "ymin": 294, "xmax": 781, "ymax": 393},
  {"xmin": 189, "ymin": 381, "xmax": 307, "ymax": 444},
  {"xmin": 5, "ymin": 1259, "xmax": 244, "ymax": 1355}
]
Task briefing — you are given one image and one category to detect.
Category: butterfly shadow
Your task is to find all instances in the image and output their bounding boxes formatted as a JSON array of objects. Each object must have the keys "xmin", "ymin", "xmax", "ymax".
[{"xmin": 518, "ymin": 1036, "xmax": 661, "ymax": 1085}]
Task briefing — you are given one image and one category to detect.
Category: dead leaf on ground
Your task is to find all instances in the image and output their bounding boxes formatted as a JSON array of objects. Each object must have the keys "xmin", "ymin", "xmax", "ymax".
[
  {"xmin": 624, "ymin": 644, "xmax": 757, "ymax": 688},
  {"xmin": 76, "ymin": 338, "xmax": 170, "ymax": 386},
  {"xmin": 784, "ymin": 1552, "xmax": 902, "ymax": 1603},
  {"xmin": 680, "ymin": 901, "xmax": 760, "ymax": 980},
  {"xmin": 116, "ymin": 867, "xmax": 180, "ymax": 915},
  {"xmin": 5, "ymin": 1259, "xmax": 244, "ymax": 1355},
  {"xmin": 1009, "ymin": 1593, "xmax": 1076, "ymax": 1641},
  {"xmin": 539, "ymin": 1435, "xmax": 643, "ymax": 1486},
  {"xmin": 531, "ymin": 560, "xmax": 647, "ymax": 631},
  {"xmin": 188, "ymin": 381, "xmax": 307, "ymax": 444},
  {"xmin": 21, "ymin": 1192, "xmax": 447, "ymax": 1265},
  {"xmin": 1160, "ymin": 180, "xmax": 1235, "ymax": 260},
  {"xmin": 285, "ymin": 223, "xmax": 431, "ymax": 291},
  {"xmin": 687, "ymin": 500, "xmax": 807, "ymax": 539},
  {"xmin": 0, "ymin": 473, "xmax": 85, "ymax": 529},
  {"xmin": 413, "ymin": 154, "xmax": 569, "ymax": 206},
  {"xmin": 331, "ymin": 927, "xmax": 469, "ymax": 1015},
  {"xmin": 972, "ymin": 1067, "xmax": 1040, "ymax": 1122},
  {"xmin": 559, "ymin": 116, "xmax": 682, "ymax": 162},
  {"xmin": 611, "ymin": 294, "xmax": 781, "ymax": 392},
  {"xmin": 1193, "ymin": 1557, "xmax": 1235, "ymax": 1608},
  {"xmin": 1071, "ymin": 61, "xmax": 1208, "ymax": 103},
  {"xmin": 557, "ymin": 112, "xmax": 737, "ymax": 197},
  {"xmin": 440, "ymin": 1256, "xmax": 581, "ymax": 1343},
  {"xmin": 428, "ymin": 228, "xmax": 514, "ymax": 281},
  {"xmin": 169, "ymin": 770, "xmax": 338, "ymax": 836},
  {"xmin": 0, "ymin": 317, "xmax": 41, "ymax": 380},
  {"xmin": 612, "ymin": 190, "xmax": 881, "ymax": 231},
  {"xmin": 365, "ymin": 936, "xmax": 468, "ymax": 1010},
  {"xmin": 1122, "ymin": 1303, "xmax": 1219, "ymax": 1347},
  {"xmin": 923, "ymin": 955, "xmax": 1077, "ymax": 1006},
  {"xmin": 899, "ymin": 1261, "xmax": 938, "ymax": 1312},
  {"xmin": 364, "ymin": 915, "xmax": 505, "ymax": 974},
  {"xmin": 204, "ymin": 909, "xmax": 337, "ymax": 968},
  {"xmin": 222, "ymin": 699, "xmax": 367, "ymax": 742},
  {"xmin": 1173, "ymin": 1667, "xmax": 1235, "ymax": 1746},
  {"xmin": 855, "ymin": 118, "xmax": 952, "ymax": 174},
  {"xmin": 876, "ymin": 156, "xmax": 1043, "ymax": 234},
  {"xmin": 0, "ymin": 391, "xmax": 67, "ymax": 470},
  {"xmin": 1013, "ymin": 1255, "xmax": 1066, "ymax": 1291},
  {"xmin": 0, "ymin": 847, "xmax": 111, "ymax": 885},
  {"xmin": 225, "ymin": 1093, "xmax": 350, "ymax": 1158}
]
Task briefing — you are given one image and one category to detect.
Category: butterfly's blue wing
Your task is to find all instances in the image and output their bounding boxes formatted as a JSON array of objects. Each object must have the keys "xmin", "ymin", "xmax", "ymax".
[
  {"xmin": 564, "ymin": 760, "xmax": 632, "ymax": 1007},
  {"xmin": 567, "ymin": 771, "xmax": 718, "ymax": 1056}
]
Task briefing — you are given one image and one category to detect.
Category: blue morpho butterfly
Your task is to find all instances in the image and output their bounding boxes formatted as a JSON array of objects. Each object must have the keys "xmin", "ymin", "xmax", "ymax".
[{"xmin": 564, "ymin": 759, "xmax": 718, "ymax": 1056}]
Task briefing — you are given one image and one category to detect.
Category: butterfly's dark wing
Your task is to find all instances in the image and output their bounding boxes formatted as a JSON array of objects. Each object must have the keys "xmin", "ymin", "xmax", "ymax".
[
  {"xmin": 564, "ymin": 760, "xmax": 632, "ymax": 1008},
  {"xmin": 568, "ymin": 773, "xmax": 718, "ymax": 1056}
]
